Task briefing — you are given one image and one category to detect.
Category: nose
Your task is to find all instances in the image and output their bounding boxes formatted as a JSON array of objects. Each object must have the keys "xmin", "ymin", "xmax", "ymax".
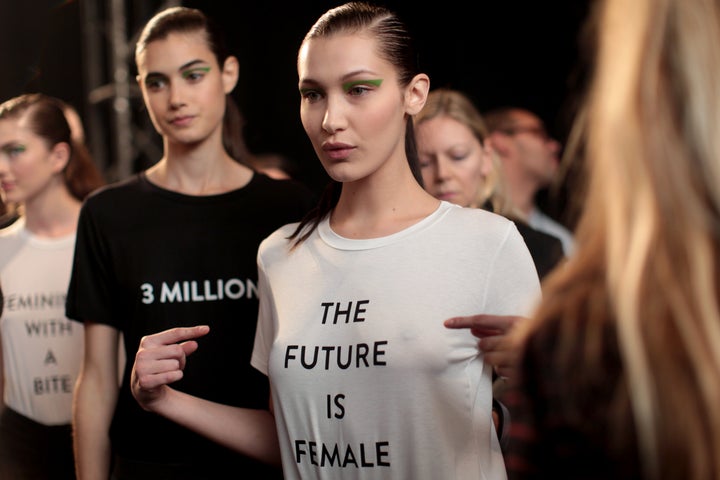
[
  {"xmin": 321, "ymin": 95, "xmax": 346, "ymax": 134},
  {"xmin": 168, "ymin": 82, "xmax": 187, "ymax": 110},
  {"xmin": 435, "ymin": 156, "xmax": 452, "ymax": 182}
]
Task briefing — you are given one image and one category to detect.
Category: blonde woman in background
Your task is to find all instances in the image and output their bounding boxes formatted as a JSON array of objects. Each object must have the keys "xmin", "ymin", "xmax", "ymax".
[
  {"xmin": 504, "ymin": 0, "xmax": 720, "ymax": 478},
  {"xmin": 415, "ymin": 88, "xmax": 565, "ymax": 281}
]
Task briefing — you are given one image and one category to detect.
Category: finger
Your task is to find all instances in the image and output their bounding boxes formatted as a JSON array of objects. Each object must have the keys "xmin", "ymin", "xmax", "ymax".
[
  {"xmin": 478, "ymin": 335, "xmax": 503, "ymax": 352},
  {"xmin": 482, "ymin": 351, "xmax": 505, "ymax": 368},
  {"xmin": 179, "ymin": 339, "xmax": 200, "ymax": 357},
  {"xmin": 493, "ymin": 364, "xmax": 514, "ymax": 380},
  {"xmin": 444, "ymin": 315, "xmax": 517, "ymax": 332},
  {"xmin": 136, "ymin": 341, "xmax": 198, "ymax": 373},
  {"xmin": 134, "ymin": 356, "xmax": 185, "ymax": 378},
  {"xmin": 136, "ymin": 369, "xmax": 185, "ymax": 390},
  {"xmin": 140, "ymin": 325, "xmax": 210, "ymax": 348},
  {"xmin": 469, "ymin": 327, "xmax": 503, "ymax": 338}
]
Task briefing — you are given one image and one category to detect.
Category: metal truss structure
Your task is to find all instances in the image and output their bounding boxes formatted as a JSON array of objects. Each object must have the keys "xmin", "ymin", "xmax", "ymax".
[{"xmin": 79, "ymin": 0, "xmax": 181, "ymax": 182}]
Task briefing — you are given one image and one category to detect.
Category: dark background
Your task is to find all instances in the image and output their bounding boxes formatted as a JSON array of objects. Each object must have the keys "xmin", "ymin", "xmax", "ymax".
[{"xmin": 0, "ymin": 0, "xmax": 594, "ymax": 225}]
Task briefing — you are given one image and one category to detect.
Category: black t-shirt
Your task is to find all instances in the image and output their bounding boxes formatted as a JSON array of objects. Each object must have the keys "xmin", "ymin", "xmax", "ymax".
[
  {"xmin": 514, "ymin": 221, "xmax": 565, "ymax": 280},
  {"xmin": 66, "ymin": 171, "xmax": 315, "ymax": 475}
]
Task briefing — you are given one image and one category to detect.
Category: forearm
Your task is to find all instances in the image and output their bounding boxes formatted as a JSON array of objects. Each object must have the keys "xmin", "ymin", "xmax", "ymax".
[
  {"xmin": 156, "ymin": 388, "xmax": 281, "ymax": 466},
  {"xmin": 73, "ymin": 372, "xmax": 117, "ymax": 480}
]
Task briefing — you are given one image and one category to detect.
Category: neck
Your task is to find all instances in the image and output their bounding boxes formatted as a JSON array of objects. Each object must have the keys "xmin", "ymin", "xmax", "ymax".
[
  {"xmin": 148, "ymin": 138, "xmax": 252, "ymax": 195},
  {"xmin": 331, "ymin": 165, "xmax": 439, "ymax": 239},
  {"xmin": 23, "ymin": 184, "xmax": 81, "ymax": 237},
  {"xmin": 504, "ymin": 168, "xmax": 538, "ymax": 218}
]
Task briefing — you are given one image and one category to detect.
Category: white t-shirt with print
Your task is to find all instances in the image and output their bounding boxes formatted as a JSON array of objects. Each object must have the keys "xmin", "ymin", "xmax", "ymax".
[{"xmin": 252, "ymin": 201, "xmax": 541, "ymax": 480}]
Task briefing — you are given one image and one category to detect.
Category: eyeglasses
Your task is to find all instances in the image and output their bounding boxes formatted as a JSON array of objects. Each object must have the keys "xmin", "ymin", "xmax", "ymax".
[{"xmin": 499, "ymin": 125, "xmax": 550, "ymax": 141}]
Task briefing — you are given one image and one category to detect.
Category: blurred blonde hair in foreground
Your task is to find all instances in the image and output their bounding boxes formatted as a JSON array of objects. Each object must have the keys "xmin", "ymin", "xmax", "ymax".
[{"xmin": 517, "ymin": 0, "xmax": 720, "ymax": 477}]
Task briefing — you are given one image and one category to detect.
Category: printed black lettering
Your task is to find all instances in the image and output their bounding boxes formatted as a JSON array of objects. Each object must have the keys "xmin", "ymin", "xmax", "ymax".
[
  {"xmin": 320, "ymin": 300, "xmax": 370, "ymax": 325},
  {"xmin": 354, "ymin": 299, "xmax": 369, "ymax": 322},
  {"xmin": 24, "ymin": 319, "xmax": 75, "ymax": 337},
  {"xmin": 356, "ymin": 343, "xmax": 369, "ymax": 367},
  {"xmin": 326, "ymin": 394, "xmax": 345, "ymax": 419},
  {"xmin": 285, "ymin": 345, "xmax": 298, "ymax": 368},
  {"xmin": 295, "ymin": 439, "xmax": 391, "ymax": 468},
  {"xmin": 321, "ymin": 443, "xmax": 341, "ymax": 466},
  {"xmin": 373, "ymin": 340, "xmax": 387, "ymax": 366},
  {"xmin": 44, "ymin": 349, "xmax": 57, "ymax": 365},
  {"xmin": 320, "ymin": 302, "xmax": 334, "ymax": 324},
  {"xmin": 284, "ymin": 342, "xmax": 388, "ymax": 370},
  {"xmin": 334, "ymin": 302, "xmax": 351, "ymax": 323},
  {"xmin": 300, "ymin": 345, "xmax": 320, "ymax": 369},
  {"xmin": 33, "ymin": 375, "xmax": 73, "ymax": 395},
  {"xmin": 6, "ymin": 292, "xmax": 66, "ymax": 311}
]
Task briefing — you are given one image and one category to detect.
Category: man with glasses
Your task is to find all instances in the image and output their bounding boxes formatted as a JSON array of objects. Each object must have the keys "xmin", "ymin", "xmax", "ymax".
[{"xmin": 484, "ymin": 107, "xmax": 575, "ymax": 256}]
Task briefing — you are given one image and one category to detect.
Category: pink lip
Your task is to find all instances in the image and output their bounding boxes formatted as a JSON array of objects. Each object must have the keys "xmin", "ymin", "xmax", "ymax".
[
  {"xmin": 169, "ymin": 115, "xmax": 194, "ymax": 127},
  {"xmin": 322, "ymin": 142, "xmax": 355, "ymax": 160},
  {"xmin": 437, "ymin": 192, "xmax": 456, "ymax": 201}
]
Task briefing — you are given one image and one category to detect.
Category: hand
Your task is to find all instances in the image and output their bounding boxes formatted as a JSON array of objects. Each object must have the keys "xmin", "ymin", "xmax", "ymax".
[
  {"xmin": 131, "ymin": 325, "xmax": 210, "ymax": 412},
  {"xmin": 444, "ymin": 314, "xmax": 526, "ymax": 379}
]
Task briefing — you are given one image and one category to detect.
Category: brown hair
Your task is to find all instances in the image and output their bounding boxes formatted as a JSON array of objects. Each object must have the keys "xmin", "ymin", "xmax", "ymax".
[{"xmin": 0, "ymin": 93, "xmax": 105, "ymax": 200}]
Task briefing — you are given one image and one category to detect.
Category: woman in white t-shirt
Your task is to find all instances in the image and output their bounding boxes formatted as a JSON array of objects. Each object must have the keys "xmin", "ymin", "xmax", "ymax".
[
  {"xmin": 129, "ymin": 3, "xmax": 540, "ymax": 479},
  {"xmin": 0, "ymin": 93, "xmax": 104, "ymax": 479}
]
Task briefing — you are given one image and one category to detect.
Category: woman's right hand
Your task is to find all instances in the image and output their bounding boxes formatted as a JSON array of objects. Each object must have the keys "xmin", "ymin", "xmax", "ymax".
[{"xmin": 131, "ymin": 325, "xmax": 210, "ymax": 412}]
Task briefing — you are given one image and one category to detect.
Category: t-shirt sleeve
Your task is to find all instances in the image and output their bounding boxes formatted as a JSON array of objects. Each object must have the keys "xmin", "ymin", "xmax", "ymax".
[
  {"xmin": 65, "ymin": 199, "xmax": 118, "ymax": 326},
  {"xmin": 483, "ymin": 222, "xmax": 542, "ymax": 317},
  {"xmin": 250, "ymin": 246, "xmax": 274, "ymax": 376}
]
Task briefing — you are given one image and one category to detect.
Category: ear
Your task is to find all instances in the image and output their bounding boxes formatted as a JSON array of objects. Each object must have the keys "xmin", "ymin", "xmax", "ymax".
[
  {"xmin": 49, "ymin": 142, "xmax": 71, "ymax": 174},
  {"xmin": 222, "ymin": 56, "xmax": 240, "ymax": 94},
  {"xmin": 404, "ymin": 73, "xmax": 430, "ymax": 116},
  {"xmin": 480, "ymin": 142, "xmax": 495, "ymax": 178},
  {"xmin": 488, "ymin": 131, "xmax": 512, "ymax": 158}
]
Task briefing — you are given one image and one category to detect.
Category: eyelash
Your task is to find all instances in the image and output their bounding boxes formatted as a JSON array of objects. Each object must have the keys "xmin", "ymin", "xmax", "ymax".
[
  {"xmin": 346, "ymin": 85, "xmax": 372, "ymax": 96},
  {"xmin": 145, "ymin": 69, "xmax": 208, "ymax": 91},
  {"xmin": 418, "ymin": 153, "xmax": 469, "ymax": 168},
  {"xmin": 3, "ymin": 145, "xmax": 26, "ymax": 158},
  {"xmin": 299, "ymin": 84, "xmax": 374, "ymax": 103}
]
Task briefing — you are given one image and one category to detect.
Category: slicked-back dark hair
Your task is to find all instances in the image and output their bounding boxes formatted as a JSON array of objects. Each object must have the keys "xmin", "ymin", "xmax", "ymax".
[
  {"xmin": 0, "ymin": 93, "xmax": 105, "ymax": 200},
  {"xmin": 290, "ymin": 1, "xmax": 424, "ymax": 247}
]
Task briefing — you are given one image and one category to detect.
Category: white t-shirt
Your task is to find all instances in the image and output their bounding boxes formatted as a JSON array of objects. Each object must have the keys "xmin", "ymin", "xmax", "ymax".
[
  {"xmin": 252, "ymin": 201, "xmax": 541, "ymax": 480},
  {"xmin": 0, "ymin": 218, "xmax": 83, "ymax": 425}
]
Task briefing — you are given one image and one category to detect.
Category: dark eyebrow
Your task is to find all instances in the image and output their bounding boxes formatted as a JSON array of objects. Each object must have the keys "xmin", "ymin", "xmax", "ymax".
[
  {"xmin": 143, "ymin": 72, "xmax": 166, "ymax": 83},
  {"xmin": 143, "ymin": 59, "xmax": 210, "ymax": 80},
  {"xmin": 179, "ymin": 59, "xmax": 210, "ymax": 71},
  {"xmin": 298, "ymin": 78, "xmax": 320, "ymax": 88}
]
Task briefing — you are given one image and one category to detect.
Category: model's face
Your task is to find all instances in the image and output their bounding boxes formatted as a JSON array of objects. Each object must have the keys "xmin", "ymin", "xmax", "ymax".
[
  {"xmin": 0, "ymin": 117, "xmax": 62, "ymax": 204},
  {"xmin": 416, "ymin": 115, "xmax": 489, "ymax": 207},
  {"xmin": 136, "ymin": 31, "xmax": 232, "ymax": 147},
  {"xmin": 297, "ymin": 33, "xmax": 409, "ymax": 183},
  {"xmin": 507, "ymin": 110, "xmax": 561, "ymax": 185}
]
